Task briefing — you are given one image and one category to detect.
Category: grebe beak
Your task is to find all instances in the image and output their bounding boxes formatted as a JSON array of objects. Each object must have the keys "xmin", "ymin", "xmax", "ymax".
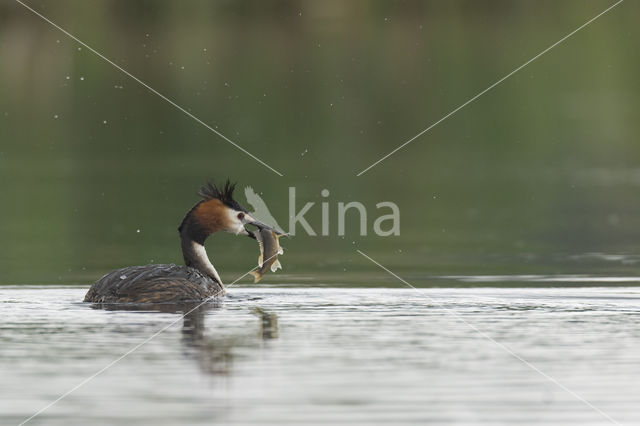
[{"xmin": 243, "ymin": 214, "xmax": 287, "ymax": 236}]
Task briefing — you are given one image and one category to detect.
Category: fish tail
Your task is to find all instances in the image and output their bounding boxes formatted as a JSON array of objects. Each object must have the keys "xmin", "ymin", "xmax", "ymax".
[{"xmin": 250, "ymin": 270, "xmax": 263, "ymax": 283}]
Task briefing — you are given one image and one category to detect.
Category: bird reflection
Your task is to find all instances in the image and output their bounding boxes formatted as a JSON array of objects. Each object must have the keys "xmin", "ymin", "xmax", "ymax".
[
  {"xmin": 89, "ymin": 301, "xmax": 279, "ymax": 376},
  {"xmin": 253, "ymin": 306, "xmax": 279, "ymax": 339}
]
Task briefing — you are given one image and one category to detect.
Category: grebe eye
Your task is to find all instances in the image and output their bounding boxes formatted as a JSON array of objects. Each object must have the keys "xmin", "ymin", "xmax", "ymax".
[{"xmin": 237, "ymin": 212, "xmax": 245, "ymax": 220}]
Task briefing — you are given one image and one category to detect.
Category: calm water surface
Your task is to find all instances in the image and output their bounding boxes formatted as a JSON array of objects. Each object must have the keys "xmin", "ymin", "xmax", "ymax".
[{"xmin": 1, "ymin": 285, "xmax": 639, "ymax": 425}]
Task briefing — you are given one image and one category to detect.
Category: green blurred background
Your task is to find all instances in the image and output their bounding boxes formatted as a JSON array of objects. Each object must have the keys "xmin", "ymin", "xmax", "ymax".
[{"xmin": 0, "ymin": 0, "xmax": 638, "ymax": 285}]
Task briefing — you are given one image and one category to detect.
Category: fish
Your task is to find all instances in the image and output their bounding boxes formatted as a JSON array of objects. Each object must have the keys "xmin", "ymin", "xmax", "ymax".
[{"xmin": 250, "ymin": 228, "xmax": 285, "ymax": 283}]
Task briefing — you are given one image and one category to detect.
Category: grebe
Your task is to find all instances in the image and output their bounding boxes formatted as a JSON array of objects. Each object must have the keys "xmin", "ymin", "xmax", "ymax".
[{"xmin": 84, "ymin": 180, "xmax": 279, "ymax": 303}]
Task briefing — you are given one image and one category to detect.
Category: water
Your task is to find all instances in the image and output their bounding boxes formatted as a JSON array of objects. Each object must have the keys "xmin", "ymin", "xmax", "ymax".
[{"xmin": 2, "ymin": 285, "xmax": 639, "ymax": 425}]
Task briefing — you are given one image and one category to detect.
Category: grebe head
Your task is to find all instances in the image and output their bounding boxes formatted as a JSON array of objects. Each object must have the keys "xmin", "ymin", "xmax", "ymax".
[
  {"xmin": 186, "ymin": 180, "xmax": 279, "ymax": 238},
  {"xmin": 177, "ymin": 179, "xmax": 282, "ymax": 286},
  {"xmin": 179, "ymin": 179, "xmax": 281, "ymax": 286}
]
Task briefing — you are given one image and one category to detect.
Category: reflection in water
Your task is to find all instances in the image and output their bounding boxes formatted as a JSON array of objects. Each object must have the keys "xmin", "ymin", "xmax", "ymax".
[
  {"xmin": 89, "ymin": 301, "xmax": 279, "ymax": 376},
  {"xmin": 3, "ymin": 287, "xmax": 640, "ymax": 425},
  {"xmin": 180, "ymin": 303, "xmax": 234, "ymax": 376},
  {"xmin": 253, "ymin": 306, "xmax": 279, "ymax": 340}
]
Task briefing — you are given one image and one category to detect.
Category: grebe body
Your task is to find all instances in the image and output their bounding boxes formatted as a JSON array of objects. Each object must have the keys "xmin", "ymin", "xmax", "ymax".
[
  {"xmin": 84, "ymin": 181, "xmax": 278, "ymax": 303},
  {"xmin": 84, "ymin": 264, "xmax": 221, "ymax": 303}
]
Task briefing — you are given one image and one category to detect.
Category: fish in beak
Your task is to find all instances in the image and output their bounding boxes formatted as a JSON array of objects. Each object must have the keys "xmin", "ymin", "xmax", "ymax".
[
  {"xmin": 250, "ymin": 228, "xmax": 285, "ymax": 283},
  {"xmin": 235, "ymin": 213, "xmax": 287, "ymax": 282}
]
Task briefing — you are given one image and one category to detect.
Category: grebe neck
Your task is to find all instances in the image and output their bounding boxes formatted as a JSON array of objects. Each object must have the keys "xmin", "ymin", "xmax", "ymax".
[
  {"xmin": 179, "ymin": 216, "xmax": 223, "ymax": 286},
  {"xmin": 180, "ymin": 238, "xmax": 223, "ymax": 286}
]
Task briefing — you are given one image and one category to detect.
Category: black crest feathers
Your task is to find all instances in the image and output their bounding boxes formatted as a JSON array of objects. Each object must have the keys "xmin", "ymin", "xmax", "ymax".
[{"xmin": 198, "ymin": 180, "xmax": 247, "ymax": 212}]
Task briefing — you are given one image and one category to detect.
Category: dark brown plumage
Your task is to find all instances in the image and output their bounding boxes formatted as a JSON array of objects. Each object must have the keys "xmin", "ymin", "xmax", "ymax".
[{"xmin": 84, "ymin": 264, "xmax": 223, "ymax": 303}]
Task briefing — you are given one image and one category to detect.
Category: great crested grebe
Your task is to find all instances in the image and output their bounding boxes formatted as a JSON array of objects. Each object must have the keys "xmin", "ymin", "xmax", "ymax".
[{"xmin": 84, "ymin": 180, "xmax": 279, "ymax": 303}]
